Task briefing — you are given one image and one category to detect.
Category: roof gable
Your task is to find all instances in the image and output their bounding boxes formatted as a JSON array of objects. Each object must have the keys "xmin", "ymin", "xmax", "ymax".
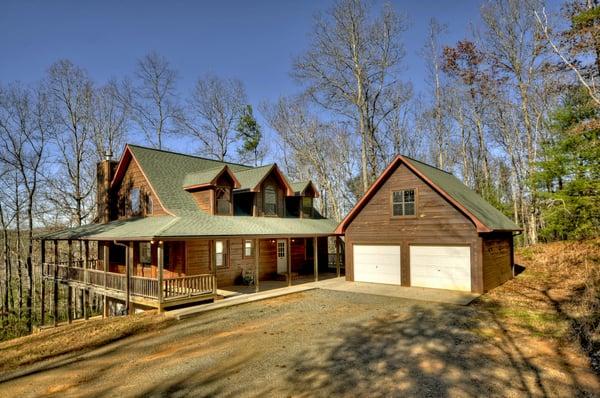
[
  {"xmin": 182, "ymin": 165, "xmax": 241, "ymax": 191},
  {"xmin": 112, "ymin": 145, "xmax": 252, "ymax": 215},
  {"xmin": 235, "ymin": 164, "xmax": 294, "ymax": 195},
  {"xmin": 291, "ymin": 180, "xmax": 320, "ymax": 198},
  {"xmin": 335, "ymin": 155, "xmax": 521, "ymax": 234}
]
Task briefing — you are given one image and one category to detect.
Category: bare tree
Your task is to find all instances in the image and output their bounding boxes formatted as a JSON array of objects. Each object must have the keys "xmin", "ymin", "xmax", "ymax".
[
  {"xmin": 293, "ymin": 0, "xmax": 409, "ymax": 193},
  {"xmin": 421, "ymin": 19, "xmax": 451, "ymax": 169},
  {"xmin": 0, "ymin": 82, "xmax": 49, "ymax": 332},
  {"xmin": 178, "ymin": 74, "xmax": 247, "ymax": 161},
  {"xmin": 46, "ymin": 60, "xmax": 96, "ymax": 227},
  {"xmin": 263, "ymin": 97, "xmax": 358, "ymax": 220},
  {"xmin": 91, "ymin": 80, "xmax": 130, "ymax": 160},
  {"xmin": 130, "ymin": 51, "xmax": 179, "ymax": 149},
  {"xmin": 481, "ymin": 0, "xmax": 550, "ymax": 244}
]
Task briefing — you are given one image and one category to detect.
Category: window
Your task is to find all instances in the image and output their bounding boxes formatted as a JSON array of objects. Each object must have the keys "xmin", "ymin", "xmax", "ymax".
[
  {"xmin": 215, "ymin": 240, "xmax": 228, "ymax": 268},
  {"xmin": 146, "ymin": 195, "xmax": 153, "ymax": 215},
  {"xmin": 264, "ymin": 185, "xmax": 277, "ymax": 216},
  {"xmin": 139, "ymin": 242, "xmax": 151, "ymax": 264},
  {"xmin": 130, "ymin": 188, "xmax": 140, "ymax": 215},
  {"xmin": 302, "ymin": 197, "xmax": 313, "ymax": 218},
  {"xmin": 392, "ymin": 189, "xmax": 416, "ymax": 217},
  {"xmin": 215, "ymin": 186, "xmax": 231, "ymax": 215},
  {"xmin": 243, "ymin": 239, "xmax": 254, "ymax": 257}
]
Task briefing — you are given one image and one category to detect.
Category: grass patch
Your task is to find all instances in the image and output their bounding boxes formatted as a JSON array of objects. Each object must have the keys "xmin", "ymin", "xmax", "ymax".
[
  {"xmin": 0, "ymin": 312, "xmax": 174, "ymax": 375},
  {"xmin": 492, "ymin": 306, "xmax": 569, "ymax": 338}
]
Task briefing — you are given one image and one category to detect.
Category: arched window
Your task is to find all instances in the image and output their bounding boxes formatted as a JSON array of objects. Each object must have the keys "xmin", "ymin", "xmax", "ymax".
[{"xmin": 263, "ymin": 185, "xmax": 277, "ymax": 216}]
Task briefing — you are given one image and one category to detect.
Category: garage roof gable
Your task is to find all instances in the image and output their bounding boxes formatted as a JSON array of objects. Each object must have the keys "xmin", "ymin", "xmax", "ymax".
[{"xmin": 335, "ymin": 155, "xmax": 521, "ymax": 234}]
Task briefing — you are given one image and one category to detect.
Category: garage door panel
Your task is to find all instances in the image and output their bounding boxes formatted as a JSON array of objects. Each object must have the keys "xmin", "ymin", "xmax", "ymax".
[
  {"xmin": 410, "ymin": 245, "xmax": 471, "ymax": 291},
  {"xmin": 353, "ymin": 245, "xmax": 401, "ymax": 285}
]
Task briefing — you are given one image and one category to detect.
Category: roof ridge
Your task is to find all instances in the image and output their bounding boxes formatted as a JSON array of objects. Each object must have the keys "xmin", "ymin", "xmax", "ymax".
[
  {"xmin": 234, "ymin": 163, "xmax": 275, "ymax": 173},
  {"xmin": 127, "ymin": 143, "xmax": 253, "ymax": 169},
  {"xmin": 401, "ymin": 155, "xmax": 454, "ymax": 175}
]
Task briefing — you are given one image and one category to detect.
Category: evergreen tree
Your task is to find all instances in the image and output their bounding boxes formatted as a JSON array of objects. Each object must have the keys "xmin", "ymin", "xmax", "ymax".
[
  {"xmin": 536, "ymin": 87, "xmax": 600, "ymax": 240},
  {"xmin": 236, "ymin": 105, "xmax": 263, "ymax": 166}
]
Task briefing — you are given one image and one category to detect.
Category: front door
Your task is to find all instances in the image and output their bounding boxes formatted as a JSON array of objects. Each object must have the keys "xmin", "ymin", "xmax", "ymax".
[{"xmin": 277, "ymin": 239, "xmax": 287, "ymax": 273}]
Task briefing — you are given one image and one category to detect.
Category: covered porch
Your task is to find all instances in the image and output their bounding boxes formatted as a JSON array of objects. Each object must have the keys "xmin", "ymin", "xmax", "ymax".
[{"xmin": 39, "ymin": 234, "xmax": 344, "ymax": 323}]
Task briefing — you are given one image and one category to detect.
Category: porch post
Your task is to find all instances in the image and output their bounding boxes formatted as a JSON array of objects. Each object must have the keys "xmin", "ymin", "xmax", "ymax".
[
  {"xmin": 335, "ymin": 236, "xmax": 340, "ymax": 278},
  {"xmin": 127, "ymin": 241, "xmax": 133, "ymax": 315},
  {"xmin": 83, "ymin": 240, "xmax": 89, "ymax": 320},
  {"xmin": 287, "ymin": 238, "xmax": 292, "ymax": 287},
  {"xmin": 67, "ymin": 240, "xmax": 73, "ymax": 324},
  {"xmin": 103, "ymin": 242, "xmax": 109, "ymax": 318},
  {"xmin": 53, "ymin": 240, "xmax": 58, "ymax": 327},
  {"xmin": 40, "ymin": 239, "xmax": 46, "ymax": 326},
  {"xmin": 212, "ymin": 240, "xmax": 218, "ymax": 297},
  {"xmin": 254, "ymin": 239, "xmax": 260, "ymax": 293},
  {"xmin": 157, "ymin": 241, "xmax": 164, "ymax": 311},
  {"xmin": 313, "ymin": 237, "xmax": 319, "ymax": 282}
]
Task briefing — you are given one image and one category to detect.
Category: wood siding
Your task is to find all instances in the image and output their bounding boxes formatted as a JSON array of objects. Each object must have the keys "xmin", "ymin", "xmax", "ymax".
[
  {"xmin": 114, "ymin": 157, "xmax": 167, "ymax": 218},
  {"xmin": 482, "ymin": 233, "xmax": 513, "ymax": 292},
  {"xmin": 191, "ymin": 189, "xmax": 213, "ymax": 214},
  {"xmin": 344, "ymin": 163, "xmax": 485, "ymax": 293}
]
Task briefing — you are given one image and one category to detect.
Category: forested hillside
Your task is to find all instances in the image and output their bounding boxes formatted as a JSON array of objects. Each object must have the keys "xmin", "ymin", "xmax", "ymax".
[{"xmin": 1, "ymin": 0, "xmax": 598, "ymax": 340}]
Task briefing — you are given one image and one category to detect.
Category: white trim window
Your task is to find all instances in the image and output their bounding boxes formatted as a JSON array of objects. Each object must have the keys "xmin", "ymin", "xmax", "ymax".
[
  {"xmin": 244, "ymin": 239, "xmax": 254, "ymax": 257},
  {"xmin": 215, "ymin": 240, "xmax": 227, "ymax": 268}
]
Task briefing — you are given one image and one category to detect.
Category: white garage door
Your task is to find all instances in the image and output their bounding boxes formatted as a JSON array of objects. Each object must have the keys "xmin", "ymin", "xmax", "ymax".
[
  {"xmin": 353, "ymin": 245, "xmax": 401, "ymax": 285},
  {"xmin": 410, "ymin": 245, "xmax": 471, "ymax": 291}
]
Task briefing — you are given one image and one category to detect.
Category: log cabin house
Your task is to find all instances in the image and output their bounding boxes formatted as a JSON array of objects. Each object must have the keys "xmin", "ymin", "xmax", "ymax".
[
  {"xmin": 39, "ymin": 145, "xmax": 340, "ymax": 317},
  {"xmin": 335, "ymin": 155, "xmax": 521, "ymax": 294}
]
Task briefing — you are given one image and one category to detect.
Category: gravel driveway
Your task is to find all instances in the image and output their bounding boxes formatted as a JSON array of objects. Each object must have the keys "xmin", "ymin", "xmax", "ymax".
[{"xmin": 0, "ymin": 289, "xmax": 597, "ymax": 397}]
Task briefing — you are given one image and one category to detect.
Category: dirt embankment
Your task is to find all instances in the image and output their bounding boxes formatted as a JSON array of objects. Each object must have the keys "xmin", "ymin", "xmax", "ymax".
[{"xmin": 473, "ymin": 239, "xmax": 600, "ymax": 373}]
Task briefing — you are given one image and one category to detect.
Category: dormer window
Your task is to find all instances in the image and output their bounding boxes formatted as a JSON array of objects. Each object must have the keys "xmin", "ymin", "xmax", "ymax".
[
  {"xmin": 302, "ymin": 197, "xmax": 313, "ymax": 218},
  {"xmin": 264, "ymin": 185, "xmax": 277, "ymax": 216},
  {"xmin": 215, "ymin": 186, "xmax": 232, "ymax": 215},
  {"xmin": 130, "ymin": 188, "xmax": 141, "ymax": 215}
]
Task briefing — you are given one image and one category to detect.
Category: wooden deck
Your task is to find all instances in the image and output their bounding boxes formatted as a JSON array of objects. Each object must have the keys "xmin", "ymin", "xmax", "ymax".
[{"xmin": 42, "ymin": 262, "xmax": 216, "ymax": 309}]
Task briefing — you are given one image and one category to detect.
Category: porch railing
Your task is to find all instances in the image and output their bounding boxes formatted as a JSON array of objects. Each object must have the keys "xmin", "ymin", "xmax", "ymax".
[
  {"xmin": 164, "ymin": 275, "xmax": 214, "ymax": 299},
  {"xmin": 42, "ymin": 262, "xmax": 214, "ymax": 303}
]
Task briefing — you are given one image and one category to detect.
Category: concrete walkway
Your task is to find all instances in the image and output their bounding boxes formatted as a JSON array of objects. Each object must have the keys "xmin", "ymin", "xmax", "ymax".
[
  {"xmin": 317, "ymin": 278, "xmax": 480, "ymax": 305},
  {"xmin": 168, "ymin": 277, "xmax": 479, "ymax": 320},
  {"xmin": 169, "ymin": 282, "xmax": 319, "ymax": 320}
]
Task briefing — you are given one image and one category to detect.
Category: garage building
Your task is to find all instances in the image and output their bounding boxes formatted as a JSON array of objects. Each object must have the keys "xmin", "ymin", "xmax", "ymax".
[{"xmin": 335, "ymin": 155, "xmax": 521, "ymax": 294}]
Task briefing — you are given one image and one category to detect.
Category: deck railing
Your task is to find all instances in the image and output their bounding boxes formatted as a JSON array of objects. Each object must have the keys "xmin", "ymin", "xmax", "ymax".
[{"xmin": 42, "ymin": 262, "xmax": 214, "ymax": 303}]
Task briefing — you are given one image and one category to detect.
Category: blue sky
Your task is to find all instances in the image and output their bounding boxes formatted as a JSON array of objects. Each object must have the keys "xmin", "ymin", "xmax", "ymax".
[{"xmin": 0, "ymin": 0, "xmax": 484, "ymax": 153}]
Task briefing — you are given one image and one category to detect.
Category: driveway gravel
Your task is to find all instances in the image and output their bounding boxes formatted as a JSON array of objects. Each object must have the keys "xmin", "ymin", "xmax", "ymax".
[{"xmin": 0, "ymin": 289, "xmax": 598, "ymax": 397}]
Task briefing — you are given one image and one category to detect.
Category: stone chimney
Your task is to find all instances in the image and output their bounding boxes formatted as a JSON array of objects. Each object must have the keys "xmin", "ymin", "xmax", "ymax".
[{"xmin": 96, "ymin": 151, "xmax": 118, "ymax": 223}]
